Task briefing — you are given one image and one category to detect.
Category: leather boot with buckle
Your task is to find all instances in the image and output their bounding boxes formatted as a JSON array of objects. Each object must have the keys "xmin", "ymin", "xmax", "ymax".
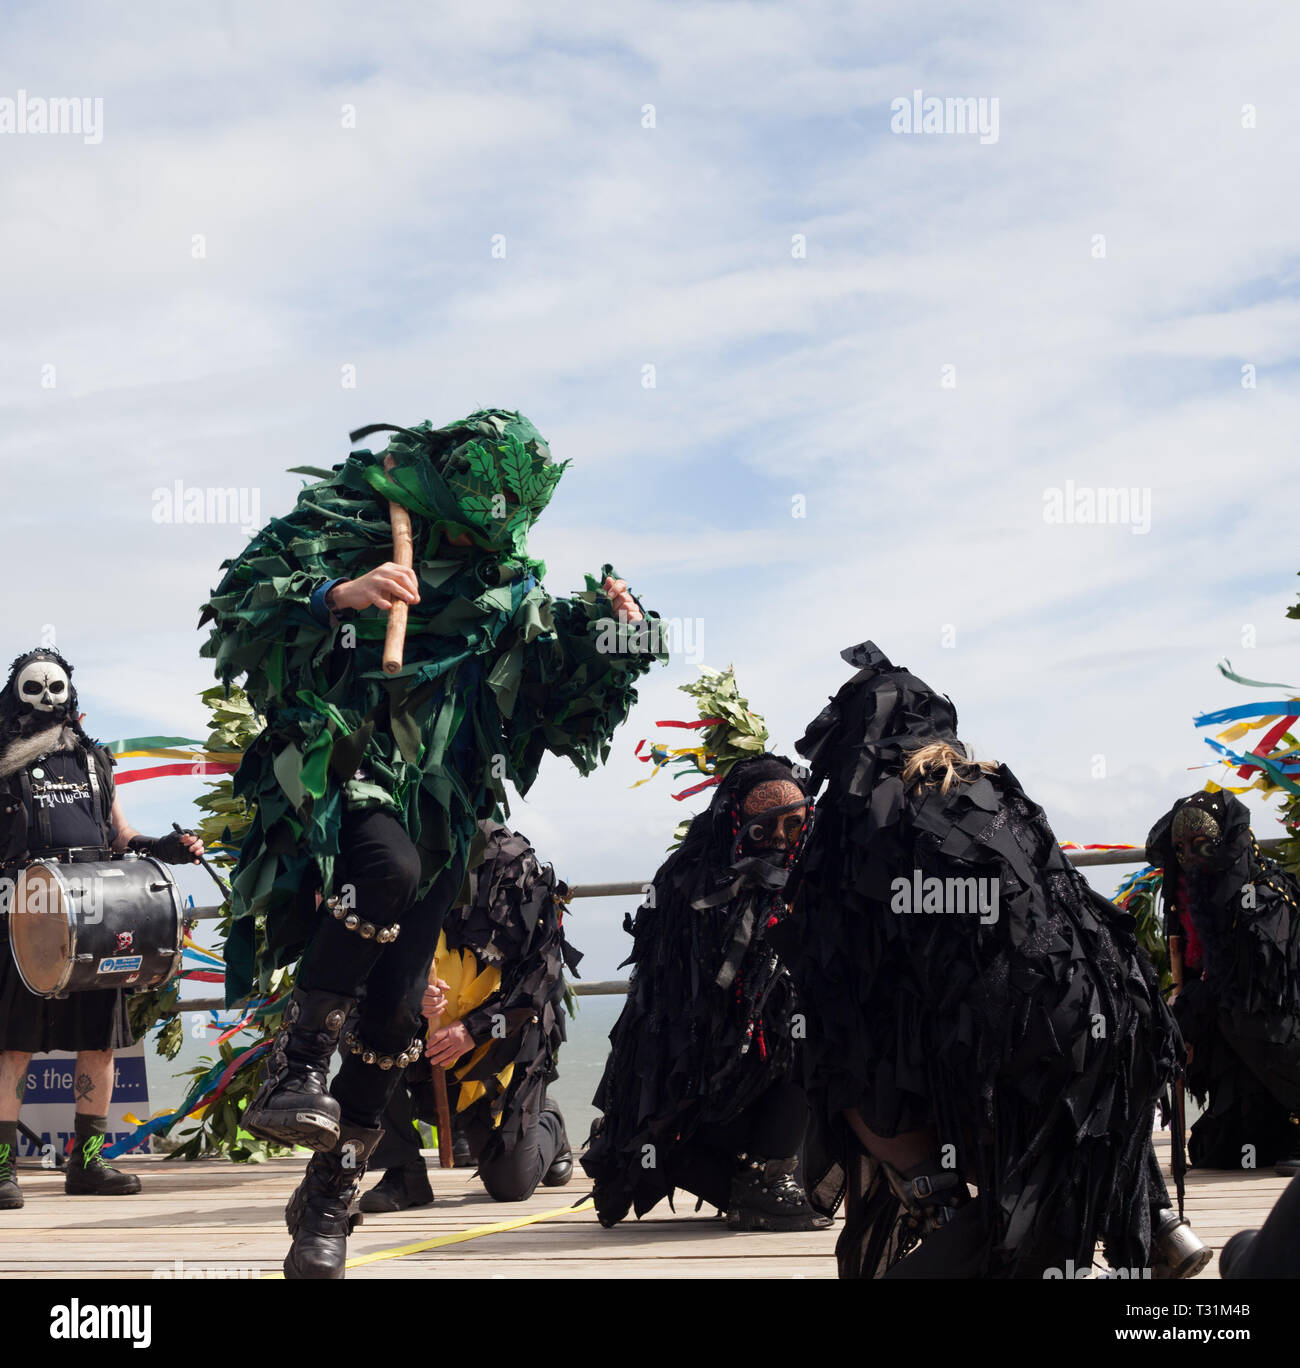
[
  {"xmin": 283, "ymin": 1120, "xmax": 383, "ymax": 1279},
  {"xmin": 244, "ymin": 987, "xmax": 352, "ymax": 1151},
  {"xmin": 879, "ymin": 1162, "xmax": 973, "ymax": 1259}
]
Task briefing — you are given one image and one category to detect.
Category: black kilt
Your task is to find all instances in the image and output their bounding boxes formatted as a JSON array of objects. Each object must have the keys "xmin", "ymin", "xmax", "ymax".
[{"xmin": 0, "ymin": 923, "xmax": 133, "ymax": 1053}]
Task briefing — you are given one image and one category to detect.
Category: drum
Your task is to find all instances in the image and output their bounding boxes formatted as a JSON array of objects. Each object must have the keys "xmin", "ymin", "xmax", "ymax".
[{"xmin": 8, "ymin": 854, "xmax": 184, "ymax": 997}]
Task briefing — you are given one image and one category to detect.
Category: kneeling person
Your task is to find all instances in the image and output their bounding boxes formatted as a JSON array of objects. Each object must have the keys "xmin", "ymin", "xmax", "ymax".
[
  {"xmin": 361, "ymin": 821, "xmax": 579, "ymax": 1211},
  {"xmin": 582, "ymin": 755, "xmax": 829, "ymax": 1233}
]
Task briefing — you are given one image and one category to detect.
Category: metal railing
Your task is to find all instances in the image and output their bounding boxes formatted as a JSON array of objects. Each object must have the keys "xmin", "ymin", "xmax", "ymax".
[{"xmin": 175, "ymin": 839, "xmax": 1288, "ymax": 1013}]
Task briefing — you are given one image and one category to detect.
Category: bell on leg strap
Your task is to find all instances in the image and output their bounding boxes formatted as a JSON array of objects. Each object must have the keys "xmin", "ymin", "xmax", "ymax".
[
  {"xmin": 342, "ymin": 1030, "xmax": 424, "ymax": 1072},
  {"xmin": 326, "ymin": 895, "xmax": 400, "ymax": 944}
]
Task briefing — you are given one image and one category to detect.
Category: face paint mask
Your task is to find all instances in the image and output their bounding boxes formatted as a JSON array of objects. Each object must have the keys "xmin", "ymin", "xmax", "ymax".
[
  {"xmin": 743, "ymin": 805, "xmax": 808, "ymax": 851},
  {"xmin": 739, "ymin": 776, "xmax": 809, "ymax": 863},
  {"xmin": 13, "ymin": 660, "xmax": 71, "ymax": 715}
]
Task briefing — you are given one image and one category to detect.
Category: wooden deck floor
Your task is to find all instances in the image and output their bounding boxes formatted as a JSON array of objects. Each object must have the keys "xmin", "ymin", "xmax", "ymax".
[{"xmin": 0, "ymin": 1132, "xmax": 1288, "ymax": 1279}]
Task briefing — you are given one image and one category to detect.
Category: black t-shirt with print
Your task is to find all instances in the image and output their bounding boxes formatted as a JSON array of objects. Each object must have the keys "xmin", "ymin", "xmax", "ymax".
[{"xmin": 26, "ymin": 749, "xmax": 107, "ymax": 852}]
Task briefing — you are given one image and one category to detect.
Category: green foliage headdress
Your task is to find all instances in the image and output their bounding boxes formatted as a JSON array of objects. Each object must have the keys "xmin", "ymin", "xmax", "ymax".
[{"xmin": 633, "ymin": 665, "xmax": 771, "ymax": 847}]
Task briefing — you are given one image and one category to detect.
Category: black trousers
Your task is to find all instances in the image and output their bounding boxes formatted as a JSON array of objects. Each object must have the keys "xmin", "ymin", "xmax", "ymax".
[
  {"xmin": 373, "ymin": 1081, "xmax": 565, "ymax": 1203},
  {"xmin": 666, "ymin": 1079, "xmax": 811, "ymax": 1210},
  {"xmin": 296, "ymin": 807, "xmax": 466, "ymax": 1130}
]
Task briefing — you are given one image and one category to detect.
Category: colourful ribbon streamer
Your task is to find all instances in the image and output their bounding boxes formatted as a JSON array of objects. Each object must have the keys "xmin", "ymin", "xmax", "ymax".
[
  {"xmin": 1232, "ymin": 715, "xmax": 1298, "ymax": 781},
  {"xmin": 112, "ymin": 748, "xmax": 244, "ymax": 762},
  {"xmin": 1216, "ymin": 660, "xmax": 1299, "ymax": 692},
  {"xmin": 1200, "ymin": 738, "xmax": 1300, "ymax": 797},
  {"xmin": 1193, "ymin": 685, "xmax": 1300, "ymax": 797},
  {"xmin": 1112, "ymin": 865, "xmax": 1160, "ymax": 907},
  {"xmin": 114, "ymin": 760, "xmax": 238, "ymax": 784},
  {"xmin": 105, "ymin": 736, "xmax": 204, "ymax": 753},
  {"xmin": 104, "ymin": 1038, "xmax": 272, "ymax": 1157},
  {"xmin": 1194, "ymin": 700, "xmax": 1298, "ymax": 727}
]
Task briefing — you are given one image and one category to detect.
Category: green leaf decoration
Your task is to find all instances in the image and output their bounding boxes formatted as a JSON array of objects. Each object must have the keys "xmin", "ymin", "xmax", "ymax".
[
  {"xmin": 499, "ymin": 435, "xmax": 532, "ymax": 498},
  {"xmin": 458, "ymin": 493, "xmax": 500, "ymax": 527},
  {"xmin": 654, "ymin": 666, "xmax": 771, "ymax": 851},
  {"xmin": 463, "ymin": 441, "xmax": 498, "ymax": 486}
]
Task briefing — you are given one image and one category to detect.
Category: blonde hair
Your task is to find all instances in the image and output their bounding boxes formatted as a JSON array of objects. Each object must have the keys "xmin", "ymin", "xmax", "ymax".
[{"xmin": 900, "ymin": 740, "xmax": 998, "ymax": 795}]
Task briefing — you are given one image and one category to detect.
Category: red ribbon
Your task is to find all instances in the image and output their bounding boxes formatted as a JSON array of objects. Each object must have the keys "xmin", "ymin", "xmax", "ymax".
[
  {"xmin": 114, "ymin": 761, "xmax": 239, "ymax": 784},
  {"xmin": 1236, "ymin": 715, "xmax": 1298, "ymax": 781}
]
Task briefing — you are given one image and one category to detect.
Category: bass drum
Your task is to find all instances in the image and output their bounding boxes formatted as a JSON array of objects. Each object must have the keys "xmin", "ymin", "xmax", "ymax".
[{"xmin": 9, "ymin": 855, "xmax": 184, "ymax": 998}]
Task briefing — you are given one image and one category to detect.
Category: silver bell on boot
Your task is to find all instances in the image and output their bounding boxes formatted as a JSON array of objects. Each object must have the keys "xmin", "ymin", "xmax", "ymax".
[{"xmin": 1152, "ymin": 1209, "xmax": 1212, "ymax": 1280}]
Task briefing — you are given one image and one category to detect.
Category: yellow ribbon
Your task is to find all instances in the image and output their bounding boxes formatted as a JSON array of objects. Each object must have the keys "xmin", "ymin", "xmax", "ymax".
[
  {"xmin": 261, "ymin": 1197, "xmax": 595, "ymax": 1276},
  {"xmin": 630, "ymin": 744, "xmax": 714, "ymax": 789}
]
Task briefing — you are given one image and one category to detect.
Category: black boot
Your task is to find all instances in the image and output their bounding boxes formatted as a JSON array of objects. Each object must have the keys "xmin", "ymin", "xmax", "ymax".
[
  {"xmin": 64, "ymin": 1129, "xmax": 142, "ymax": 1196},
  {"xmin": 284, "ymin": 1120, "xmax": 383, "ymax": 1280},
  {"xmin": 0, "ymin": 1130, "xmax": 23, "ymax": 1209},
  {"xmin": 726, "ymin": 1155, "xmax": 833, "ymax": 1232},
  {"xmin": 452, "ymin": 1124, "xmax": 473, "ymax": 1169},
  {"xmin": 541, "ymin": 1099, "xmax": 573, "ymax": 1187},
  {"xmin": 244, "ymin": 987, "xmax": 352, "ymax": 1151},
  {"xmin": 359, "ymin": 1162, "xmax": 433, "ymax": 1213}
]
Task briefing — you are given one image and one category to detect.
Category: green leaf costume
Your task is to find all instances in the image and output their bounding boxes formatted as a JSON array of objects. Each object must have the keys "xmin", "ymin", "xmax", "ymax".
[{"xmin": 200, "ymin": 409, "xmax": 664, "ymax": 1004}]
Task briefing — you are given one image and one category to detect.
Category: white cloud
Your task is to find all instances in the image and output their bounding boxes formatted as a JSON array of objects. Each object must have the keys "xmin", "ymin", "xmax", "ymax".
[{"xmin": 2, "ymin": 1, "xmax": 1298, "ymax": 980}]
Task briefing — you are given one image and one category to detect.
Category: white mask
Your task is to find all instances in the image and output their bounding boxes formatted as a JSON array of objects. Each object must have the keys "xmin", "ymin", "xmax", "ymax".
[{"xmin": 13, "ymin": 660, "xmax": 71, "ymax": 713}]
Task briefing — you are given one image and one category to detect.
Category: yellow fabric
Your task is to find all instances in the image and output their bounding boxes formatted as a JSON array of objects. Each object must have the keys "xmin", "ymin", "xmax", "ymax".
[{"xmin": 430, "ymin": 932, "xmax": 512, "ymax": 1128}]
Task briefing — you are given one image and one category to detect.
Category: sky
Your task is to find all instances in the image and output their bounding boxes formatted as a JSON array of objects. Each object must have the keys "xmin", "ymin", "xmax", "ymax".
[{"xmin": 2, "ymin": 0, "xmax": 1298, "ymax": 983}]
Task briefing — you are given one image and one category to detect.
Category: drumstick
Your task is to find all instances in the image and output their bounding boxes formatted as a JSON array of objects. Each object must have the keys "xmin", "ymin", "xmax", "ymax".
[
  {"xmin": 433, "ymin": 1064, "xmax": 455, "ymax": 1169},
  {"xmin": 171, "ymin": 823, "xmax": 232, "ymax": 899},
  {"xmin": 381, "ymin": 453, "xmax": 413, "ymax": 675}
]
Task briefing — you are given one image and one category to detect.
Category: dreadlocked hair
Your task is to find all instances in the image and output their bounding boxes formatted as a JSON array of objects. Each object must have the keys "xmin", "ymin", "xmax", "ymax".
[{"xmin": 901, "ymin": 740, "xmax": 997, "ymax": 795}]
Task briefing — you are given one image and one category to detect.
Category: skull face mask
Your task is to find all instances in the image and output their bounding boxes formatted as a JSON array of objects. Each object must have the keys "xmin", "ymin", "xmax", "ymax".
[{"xmin": 11, "ymin": 658, "xmax": 72, "ymax": 717}]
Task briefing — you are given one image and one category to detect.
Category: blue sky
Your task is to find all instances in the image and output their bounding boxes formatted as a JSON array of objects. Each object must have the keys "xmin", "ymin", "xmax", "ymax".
[{"xmin": 2, "ymin": 0, "xmax": 1299, "ymax": 981}]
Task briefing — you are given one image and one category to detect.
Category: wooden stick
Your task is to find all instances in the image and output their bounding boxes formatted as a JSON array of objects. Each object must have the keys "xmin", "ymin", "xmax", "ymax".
[
  {"xmin": 381, "ymin": 453, "xmax": 413, "ymax": 675},
  {"xmin": 1170, "ymin": 932, "xmax": 1187, "ymax": 1162},
  {"xmin": 433, "ymin": 1064, "xmax": 454, "ymax": 1169}
]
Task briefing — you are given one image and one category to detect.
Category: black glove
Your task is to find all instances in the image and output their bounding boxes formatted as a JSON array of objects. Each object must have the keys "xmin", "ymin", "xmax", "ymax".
[{"xmin": 130, "ymin": 830, "xmax": 196, "ymax": 865}]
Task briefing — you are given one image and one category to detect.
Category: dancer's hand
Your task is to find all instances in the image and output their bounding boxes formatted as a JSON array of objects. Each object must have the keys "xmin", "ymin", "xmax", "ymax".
[
  {"xmin": 331, "ymin": 563, "xmax": 420, "ymax": 612},
  {"xmin": 422, "ymin": 979, "xmax": 450, "ymax": 1021},
  {"xmin": 426, "ymin": 1021, "xmax": 474, "ymax": 1067},
  {"xmin": 602, "ymin": 576, "xmax": 643, "ymax": 623}
]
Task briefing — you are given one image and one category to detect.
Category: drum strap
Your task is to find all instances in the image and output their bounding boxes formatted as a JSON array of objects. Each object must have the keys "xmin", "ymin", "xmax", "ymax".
[
  {"xmin": 92, "ymin": 749, "xmax": 117, "ymax": 831},
  {"xmin": 19, "ymin": 765, "xmax": 53, "ymax": 850},
  {"xmin": 84, "ymin": 748, "xmax": 114, "ymax": 844}
]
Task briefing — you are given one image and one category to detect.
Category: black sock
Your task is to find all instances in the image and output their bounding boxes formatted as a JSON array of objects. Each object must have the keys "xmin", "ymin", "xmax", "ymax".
[
  {"xmin": 0, "ymin": 1120, "xmax": 17, "ymax": 1153},
  {"xmin": 73, "ymin": 1114, "xmax": 108, "ymax": 1158}
]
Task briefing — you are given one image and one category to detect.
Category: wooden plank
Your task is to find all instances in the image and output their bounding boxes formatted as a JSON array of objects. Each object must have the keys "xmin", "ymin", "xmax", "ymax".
[{"xmin": 0, "ymin": 1140, "xmax": 1286, "ymax": 1280}]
